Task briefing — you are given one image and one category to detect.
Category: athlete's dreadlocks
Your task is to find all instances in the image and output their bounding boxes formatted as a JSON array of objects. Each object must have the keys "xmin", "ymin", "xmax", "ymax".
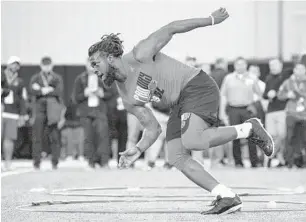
[{"xmin": 88, "ymin": 33, "xmax": 124, "ymax": 57}]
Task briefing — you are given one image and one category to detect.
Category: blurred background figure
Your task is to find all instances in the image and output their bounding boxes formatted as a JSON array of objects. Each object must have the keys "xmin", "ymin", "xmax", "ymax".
[
  {"xmin": 126, "ymin": 103, "xmax": 172, "ymax": 170},
  {"xmin": 60, "ymin": 98, "xmax": 84, "ymax": 160},
  {"xmin": 211, "ymin": 58, "xmax": 228, "ymax": 89},
  {"xmin": 200, "ymin": 63, "xmax": 212, "ymax": 75},
  {"xmin": 1, "ymin": 56, "xmax": 28, "ymax": 171},
  {"xmin": 210, "ymin": 58, "xmax": 232, "ymax": 167},
  {"xmin": 248, "ymin": 65, "xmax": 266, "ymax": 166},
  {"xmin": 145, "ymin": 103, "xmax": 172, "ymax": 170},
  {"xmin": 301, "ymin": 54, "xmax": 306, "ymax": 66},
  {"xmin": 185, "ymin": 56, "xmax": 197, "ymax": 67},
  {"xmin": 29, "ymin": 56, "xmax": 64, "ymax": 170},
  {"xmin": 248, "ymin": 65, "xmax": 266, "ymax": 122},
  {"xmin": 291, "ymin": 54, "xmax": 301, "ymax": 67},
  {"xmin": 262, "ymin": 58, "xmax": 288, "ymax": 167},
  {"xmin": 126, "ymin": 112, "xmax": 142, "ymax": 168},
  {"xmin": 184, "ymin": 56, "xmax": 205, "ymax": 165},
  {"xmin": 220, "ymin": 57, "xmax": 262, "ymax": 168},
  {"xmin": 72, "ymin": 58, "xmax": 113, "ymax": 168},
  {"xmin": 107, "ymin": 93, "xmax": 128, "ymax": 166},
  {"xmin": 278, "ymin": 63, "xmax": 306, "ymax": 169}
]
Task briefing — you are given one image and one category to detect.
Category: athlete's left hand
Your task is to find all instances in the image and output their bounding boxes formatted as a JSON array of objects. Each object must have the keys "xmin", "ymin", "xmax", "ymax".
[
  {"xmin": 118, "ymin": 147, "xmax": 142, "ymax": 169},
  {"xmin": 211, "ymin": 7, "xmax": 229, "ymax": 25}
]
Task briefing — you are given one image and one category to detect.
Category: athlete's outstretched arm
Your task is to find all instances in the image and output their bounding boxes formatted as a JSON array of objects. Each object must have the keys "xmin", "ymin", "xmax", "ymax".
[
  {"xmin": 125, "ymin": 103, "xmax": 162, "ymax": 152},
  {"xmin": 134, "ymin": 7, "xmax": 229, "ymax": 62}
]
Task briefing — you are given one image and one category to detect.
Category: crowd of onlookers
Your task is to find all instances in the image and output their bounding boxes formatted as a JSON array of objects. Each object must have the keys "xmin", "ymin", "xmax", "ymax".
[{"xmin": 1, "ymin": 53, "xmax": 306, "ymax": 171}]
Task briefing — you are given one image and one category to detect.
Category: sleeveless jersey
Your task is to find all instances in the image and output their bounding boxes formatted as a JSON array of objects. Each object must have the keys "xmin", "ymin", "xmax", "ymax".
[{"xmin": 118, "ymin": 51, "xmax": 200, "ymax": 106}]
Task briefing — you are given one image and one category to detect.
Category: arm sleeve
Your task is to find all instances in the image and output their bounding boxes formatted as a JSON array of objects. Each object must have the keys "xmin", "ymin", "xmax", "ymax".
[
  {"xmin": 262, "ymin": 77, "xmax": 270, "ymax": 100},
  {"xmin": 1, "ymin": 75, "xmax": 10, "ymax": 98},
  {"xmin": 48, "ymin": 75, "xmax": 64, "ymax": 97}
]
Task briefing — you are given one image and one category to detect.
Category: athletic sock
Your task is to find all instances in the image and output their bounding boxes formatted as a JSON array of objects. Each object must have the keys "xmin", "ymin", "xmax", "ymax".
[
  {"xmin": 211, "ymin": 184, "xmax": 236, "ymax": 198},
  {"xmin": 234, "ymin": 123, "xmax": 252, "ymax": 139}
]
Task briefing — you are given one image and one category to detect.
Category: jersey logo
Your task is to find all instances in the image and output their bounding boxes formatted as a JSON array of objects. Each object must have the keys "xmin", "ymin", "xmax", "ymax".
[{"xmin": 133, "ymin": 72, "xmax": 164, "ymax": 103}]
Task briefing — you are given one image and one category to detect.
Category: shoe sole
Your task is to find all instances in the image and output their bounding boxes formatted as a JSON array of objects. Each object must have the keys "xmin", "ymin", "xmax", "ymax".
[
  {"xmin": 220, "ymin": 203, "xmax": 243, "ymax": 215},
  {"xmin": 251, "ymin": 118, "xmax": 275, "ymax": 158}
]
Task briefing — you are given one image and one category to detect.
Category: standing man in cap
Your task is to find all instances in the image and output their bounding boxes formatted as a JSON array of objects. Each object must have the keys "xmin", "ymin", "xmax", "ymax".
[
  {"xmin": 29, "ymin": 56, "xmax": 64, "ymax": 169},
  {"xmin": 1, "ymin": 56, "xmax": 28, "ymax": 170}
]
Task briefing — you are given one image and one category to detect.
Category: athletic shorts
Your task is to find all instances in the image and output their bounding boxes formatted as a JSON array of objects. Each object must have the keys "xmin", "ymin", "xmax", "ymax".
[
  {"xmin": 166, "ymin": 70, "xmax": 220, "ymax": 142},
  {"xmin": 2, "ymin": 117, "xmax": 18, "ymax": 140}
]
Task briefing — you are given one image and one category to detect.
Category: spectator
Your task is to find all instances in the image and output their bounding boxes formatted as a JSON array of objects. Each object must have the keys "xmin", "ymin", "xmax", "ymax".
[
  {"xmin": 278, "ymin": 63, "xmax": 306, "ymax": 168},
  {"xmin": 72, "ymin": 58, "xmax": 113, "ymax": 168},
  {"xmin": 60, "ymin": 98, "xmax": 84, "ymax": 160},
  {"xmin": 201, "ymin": 63, "xmax": 212, "ymax": 75},
  {"xmin": 249, "ymin": 65, "xmax": 265, "ymax": 100},
  {"xmin": 291, "ymin": 54, "xmax": 301, "ymax": 67},
  {"xmin": 301, "ymin": 54, "xmax": 306, "ymax": 66},
  {"xmin": 29, "ymin": 56, "xmax": 64, "ymax": 170},
  {"xmin": 184, "ymin": 56, "xmax": 205, "ymax": 164},
  {"xmin": 220, "ymin": 57, "xmax": 262, "ymax": 168},
  {"xmin": 108, "ymin": 93, "xmax": 128, "ymax": 165},
  {"xmin": 248, "ymin": 65, "xmax": 267, "ymax": 166},
  {"xmin": 248, "ymin": 65, "xmax": 266, "ymax": 121},
  {"xmin": 262, "ymin": 59, "xmax": 289, "ymax": 167},
  {"xmin": 185, "ymin": 56, "xmax": 197, "ymax": 67},
  {"xmin": 211, "ymin": 58, "xmax": 228, "ymax": 89},
  {"xmin": 1, "ymin": 56, "xmax": 28, "ymax": 170},
  {"xmin": 126, "ymin": 103, "xmax": 171, "ymax": 170},
  {"xmin": 210, "ymin": 58, "xmax": 232, "ymax": 166},
  {"xmin": 145, "ymin": 103, "xmax": 171, "ymax": 170}
]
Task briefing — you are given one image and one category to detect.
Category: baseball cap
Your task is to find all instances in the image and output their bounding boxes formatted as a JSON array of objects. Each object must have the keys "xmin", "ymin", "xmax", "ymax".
[
  {"xmin": 41, "ymin": 56, "xmax": 52, "ymax": 65},
  {"xmin": 7, "ymin": 56, "xmax": 21, "ymax": 65}
]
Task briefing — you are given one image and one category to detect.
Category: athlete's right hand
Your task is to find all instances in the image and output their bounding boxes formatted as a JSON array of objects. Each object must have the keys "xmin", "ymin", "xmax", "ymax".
[
  {"xmin": 118, "ymin": 147, "xmax": 142, "ymax": 169},
  {"xmin": 211, "ymin": 8, "xmax": 229, "ymax": 25}
]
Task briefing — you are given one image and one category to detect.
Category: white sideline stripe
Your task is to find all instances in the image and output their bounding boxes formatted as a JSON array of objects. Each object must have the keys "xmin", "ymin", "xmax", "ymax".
[{"xmin": 1, "ymin": 169, "xmax": 34, "ymax": 178}]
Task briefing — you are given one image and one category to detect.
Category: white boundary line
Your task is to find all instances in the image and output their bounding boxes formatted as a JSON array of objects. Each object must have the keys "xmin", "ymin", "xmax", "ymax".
[{"xmin": 1, "ymin": 169, "xmax": 34, "ymax": 178}]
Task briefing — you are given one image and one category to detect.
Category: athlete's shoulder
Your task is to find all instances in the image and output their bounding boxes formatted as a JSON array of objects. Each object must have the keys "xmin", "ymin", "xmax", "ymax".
[{"xmin": 123, "ymin": 49, "xmax": 140, "ymax": 65}]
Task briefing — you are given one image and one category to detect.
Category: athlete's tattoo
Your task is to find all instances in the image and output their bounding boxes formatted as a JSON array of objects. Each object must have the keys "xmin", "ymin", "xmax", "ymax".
[{"xmin": 129, "ymin": 105, "xmax": 161, "ymax": 152}]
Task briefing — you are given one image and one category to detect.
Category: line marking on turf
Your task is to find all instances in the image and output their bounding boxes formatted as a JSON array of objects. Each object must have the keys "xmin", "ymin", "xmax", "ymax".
[
  {"xmin": 1, "ymin": 169, "xmax": 34, "ymax": 178},
  {"xmin": 15, "ymin": 185, "xmax": 306, "ymax": 214},
  {"xmin": 30, "ymin": 187, "xmax": 47, "ymax": 193}
]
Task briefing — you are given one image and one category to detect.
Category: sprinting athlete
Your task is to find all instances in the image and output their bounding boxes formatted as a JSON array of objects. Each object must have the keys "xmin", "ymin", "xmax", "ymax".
[{"xmin": 88, "ymin": 8, "xmax": 274, "ymax": 215}]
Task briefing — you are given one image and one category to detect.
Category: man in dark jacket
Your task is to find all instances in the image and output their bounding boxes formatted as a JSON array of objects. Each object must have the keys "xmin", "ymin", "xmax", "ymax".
[
  {"xmin": 211, "ymin": 58, "xmax": 228, "ymax": 89},
  {"xmin": 262, "ymin": 58, "xmax": 292, "ymax": 167},
  {"xmin": 29, "ymin": 56, "xmax": 64, "ymax": 169},
  {"xmin": 278, "ymin": 63, "xmax": 306, "ymax": 168},
  {"xmin": 72, "ymin": 58, "xmax": 113, "ymax": 168},
  {"xmin": 210, "ymin": 58, "xmax": 231, "ymax": 166}
]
